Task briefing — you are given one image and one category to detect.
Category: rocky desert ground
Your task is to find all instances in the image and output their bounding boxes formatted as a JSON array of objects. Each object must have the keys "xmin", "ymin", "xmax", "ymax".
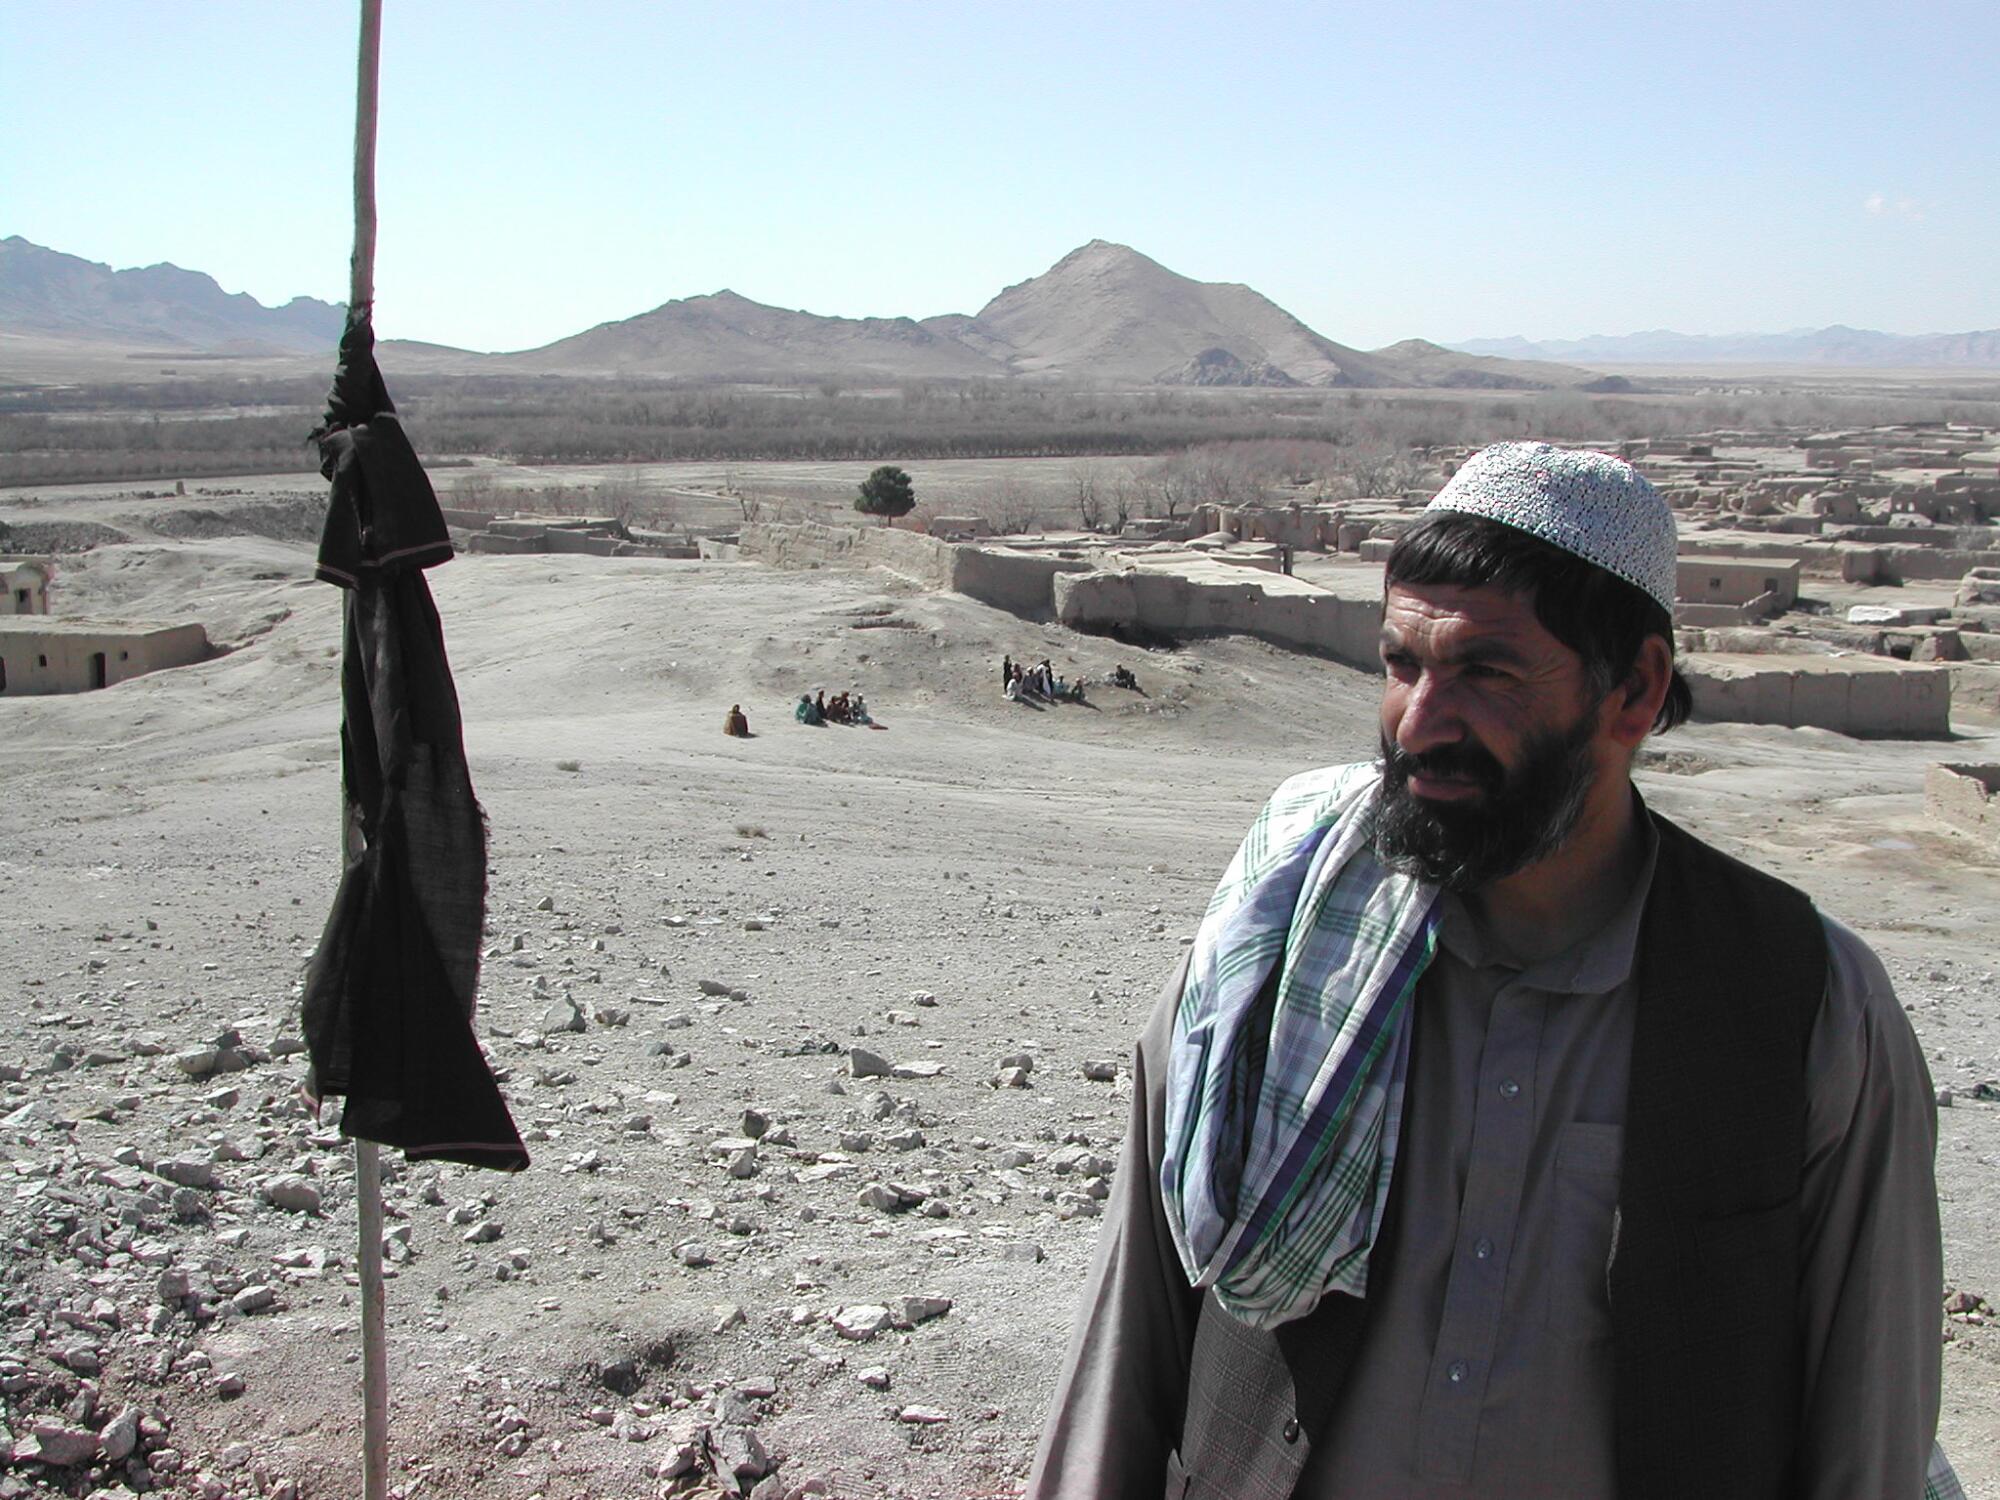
[{"xmin": 2, "ymin": 480, "xmax": 1997, "ymax": 1499}]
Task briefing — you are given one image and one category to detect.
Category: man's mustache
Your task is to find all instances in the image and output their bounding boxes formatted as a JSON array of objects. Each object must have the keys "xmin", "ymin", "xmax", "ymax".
[{"xmin": 1382, "ymin": 739, "xmax": 1506, "ymax": 794}]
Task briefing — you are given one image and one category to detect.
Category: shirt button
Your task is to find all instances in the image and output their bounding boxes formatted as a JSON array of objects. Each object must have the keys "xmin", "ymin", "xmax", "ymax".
[
  {"xmin": 1282, "ymin": 1417, "xmax": 1301, "ymax": 1443},
  {"xmin": 1475, "ymin": 1237, "xmax": 1494, "ymax": 1260},
  {"xmin": 1498, "ymin": 1079, "xmax": 1521, "ymax": 1099},
  {"xmin": 1447, "ymin": 1359, "xmax": 1469, "ymax": 1383}
]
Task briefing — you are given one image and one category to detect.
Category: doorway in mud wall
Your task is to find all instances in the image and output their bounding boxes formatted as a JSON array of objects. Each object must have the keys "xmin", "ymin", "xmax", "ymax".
[{"xmin": 89, "ymin": 652, "xmax": 107, "ymax": 689}]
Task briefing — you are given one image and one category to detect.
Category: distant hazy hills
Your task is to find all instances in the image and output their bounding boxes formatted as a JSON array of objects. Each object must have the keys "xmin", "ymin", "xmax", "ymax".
[
  {"xmin": 1451, "ymin": 326, "xmax": 2000, "ymax": 368},
  {"xmin": 0, "ymin": 236, "xmax": 346, "ymax": 354},
  {"xmin": 0, "ymin": 232, "xmax": 1586, "ymax": 388},
  {"xmin": 516, "ymin": 240, "xmax": 1603, "ymax": 390}
]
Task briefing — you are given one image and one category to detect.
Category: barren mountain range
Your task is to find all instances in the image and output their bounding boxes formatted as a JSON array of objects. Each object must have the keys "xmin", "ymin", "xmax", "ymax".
[
  {"xmin": 1451, "ymin": 325, "xmax": 2000, "ymax": 368},
  {"xmin": 504, "ymin": 240, "xmax": 1607, "ymax": 389},
  {"xmin": 0, "ymin": 235, "xmax": 346, "ymax": 355},
  {"xmin": 22, "ymin": 232, "xmax": 1985, "ymax": 387},
  {"xmin": 3, "ymin": 235, "xmax": 1603, "ymax": 390}
]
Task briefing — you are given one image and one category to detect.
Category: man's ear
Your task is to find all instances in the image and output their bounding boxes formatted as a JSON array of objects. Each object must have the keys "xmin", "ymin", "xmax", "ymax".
[{"xmin": 1605, "ymin": 636, "xmax": 1674, "ymax": 748}]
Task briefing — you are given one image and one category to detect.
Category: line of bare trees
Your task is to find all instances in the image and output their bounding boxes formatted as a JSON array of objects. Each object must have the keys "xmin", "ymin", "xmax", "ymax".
[{"xmin": 8, "ymin": 373, "xmax": 2000, "ymax": 490}]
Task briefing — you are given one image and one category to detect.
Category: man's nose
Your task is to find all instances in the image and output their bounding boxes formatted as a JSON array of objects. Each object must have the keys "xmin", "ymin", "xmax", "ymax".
[{"xmin": 1391, "ymin": 673, "xmax": 1463, "ymax": 757}]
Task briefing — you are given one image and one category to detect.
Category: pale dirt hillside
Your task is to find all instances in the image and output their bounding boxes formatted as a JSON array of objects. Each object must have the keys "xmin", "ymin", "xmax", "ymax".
[
  {"xmin": 965, "ymin": 240, "xmax": 1400, "ymax": 388},
  {"xmin": 509, "ymin": 291, "xmax": 1002, "ymax": 381},
  {"xmin": 1, "ymin": 522, "xmax": 1995, "ymax": 1498},
  {"xmin": 1366, "ymin": 337, "xmax": 1608, "ymax": 391}
]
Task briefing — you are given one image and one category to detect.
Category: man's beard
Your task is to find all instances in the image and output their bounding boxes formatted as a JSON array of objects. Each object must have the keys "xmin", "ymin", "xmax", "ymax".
[{"xmin": 1372, "ymin": 708, "xmax": 1600, "ymax": 892}]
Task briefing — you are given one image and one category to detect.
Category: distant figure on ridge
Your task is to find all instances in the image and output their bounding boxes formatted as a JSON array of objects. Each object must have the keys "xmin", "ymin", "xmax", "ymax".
[{"xmin": 722, "ymin": 704, "xmax": 750, "ymax": 738}]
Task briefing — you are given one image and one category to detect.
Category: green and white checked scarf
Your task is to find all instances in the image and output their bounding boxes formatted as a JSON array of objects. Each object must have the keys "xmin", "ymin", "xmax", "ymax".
[
  {"xmin": 1162, "ymin": 763, "xmax": 1438, "ymax": 1330},
  {"xmin": 1160, "ymin": 761, "xmax": 1965, "ymax": 1497},
  {"xmin": 1926, "ymin": 1443, "xmax": 1964, "ymax": 1500}
]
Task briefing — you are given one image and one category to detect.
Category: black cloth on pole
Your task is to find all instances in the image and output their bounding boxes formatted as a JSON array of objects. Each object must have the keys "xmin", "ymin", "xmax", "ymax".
[
  {"xmin": 311, "ymin": 316, "xmax": 455, "ymax": 587},
  {"xmin": 303, "ymin": 313, "xmax": 528, "ymax": 1172}
]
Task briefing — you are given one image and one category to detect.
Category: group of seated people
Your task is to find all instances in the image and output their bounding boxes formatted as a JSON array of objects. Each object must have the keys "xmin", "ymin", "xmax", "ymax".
[
  {"xmin": 1107, "ymin": 664, "xmax": 1139, "ymax": 691},
  {"xmin": 795, "ymin": 688, "xmax": 871, "ymax": 726},
  {"xmin": 1003, "ymin": 654, "xmax": 1086, "ymax": 704}
]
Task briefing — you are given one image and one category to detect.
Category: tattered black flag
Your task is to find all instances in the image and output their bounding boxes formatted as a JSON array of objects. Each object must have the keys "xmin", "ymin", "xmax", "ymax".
[{"xmin": 302, "ymin": 313, "xmax": 528, "ymax": 1172}]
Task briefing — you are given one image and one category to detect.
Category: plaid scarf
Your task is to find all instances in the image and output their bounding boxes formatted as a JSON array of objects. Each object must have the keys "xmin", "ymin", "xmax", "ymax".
[{"xmin": 1162, "ymin": 763, "xmax": 1439, "ymax": 1330}]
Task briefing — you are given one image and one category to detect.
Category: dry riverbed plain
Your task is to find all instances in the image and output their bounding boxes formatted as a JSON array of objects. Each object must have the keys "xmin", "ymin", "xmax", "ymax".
[{"xmin": 2, "ymin": 483, "xmax": 1997, "ymax": 1498}]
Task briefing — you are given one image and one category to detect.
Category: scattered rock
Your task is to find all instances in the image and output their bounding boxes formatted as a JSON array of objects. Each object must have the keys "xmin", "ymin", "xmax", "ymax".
[
  {"xmin": 858, "ymin": 1181, "xmax": 927, "ymax": 1213},
  {"xmin": 16, "ymin": 1420, "xmax": 99, "ymax": 1467},
  {"xmin": 154, "ymin": 1157, "xmax": 217, "ymax": 1189},
  {"xmin": 897, "ymin": 1405, "xmax": 950, "ymax": 1425},
  {"xmin": 711, "ymin": 1424, "xmax": 771, "ymax": 1485},
  {"xmin": 258, "ymin": 1174, "xmax": 323, "ymax": 1214},
  {"xmin": 230, "ymin": 1285, "xmax": 276, "ymax": 1315},
  {"xmin": 96, "ymin": 1405, "xmax": 140, "ymax": 1464},
  {"xmin": 831, "ymin": 1305, "xmax": 893, "ymax": 1341},
  {"xmin": 894, "ymin": 1294, "xmax": 952, "ymax": 1327},
  {"xmin": 1081, "ymin": 1059, "xmax": 1119, "ymax": 1081},
  {"xmin": 849, "ymin": 1047, "xmax": 893, "ymax": 1079}
]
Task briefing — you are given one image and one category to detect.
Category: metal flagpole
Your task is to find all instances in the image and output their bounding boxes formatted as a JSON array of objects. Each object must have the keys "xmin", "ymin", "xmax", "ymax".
[{"xmin": 347, "ymin": 4, "xmax": 388, "ymax": 1498}]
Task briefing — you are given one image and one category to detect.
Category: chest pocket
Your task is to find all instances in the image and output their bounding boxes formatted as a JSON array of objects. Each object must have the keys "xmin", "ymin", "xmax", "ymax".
[{"xmin": 1543, "ymin": 1122, "xmax": 1623, "ymax": 1342}]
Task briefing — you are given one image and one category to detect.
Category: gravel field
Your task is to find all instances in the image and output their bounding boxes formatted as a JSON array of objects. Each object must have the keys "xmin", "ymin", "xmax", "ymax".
[{"xmin": 1, "ymin": 485, "xmax": 1995, "ymax": 1498}]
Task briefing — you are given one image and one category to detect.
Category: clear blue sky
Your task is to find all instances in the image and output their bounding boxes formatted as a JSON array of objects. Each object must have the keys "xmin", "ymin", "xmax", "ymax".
[{"xmin": 5, "ymin": 0, "xmax": 1994, "ymax": 353}]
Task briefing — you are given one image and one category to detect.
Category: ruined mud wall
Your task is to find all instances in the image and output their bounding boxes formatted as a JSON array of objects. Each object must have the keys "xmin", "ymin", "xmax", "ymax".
[
  {"xmin": 950, "ymin": 547, "xmax": 1091, "ymax": 617},
  {"xmin": 1840, "ymin": 545, "xmax": 2000, "ymax": 585},
  {"xmin": 738, "ymin": 524, "xmax": 1087, "ymax": 618},
  {"xmin": 1682, "ymin": 653, "xmax": 1951, "ymax": 737},
  {"xmin": 1926, "ymin": 763, "xmax": 2000, "ymax": 845},
  {"xmin": 740, "ymin": 521, "xmax": 959, "ymax": 590},
  {"xmin": 1051, "ymin": 569, "xmax": 1383, "ymax": 672}
]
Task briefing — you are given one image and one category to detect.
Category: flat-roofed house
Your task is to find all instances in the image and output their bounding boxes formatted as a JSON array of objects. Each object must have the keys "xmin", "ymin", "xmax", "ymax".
[
  {"xmin": 0, "ymin": 619, "xmax": 210, "ymax": 696},
  {"xmin": 1676, "ymin": 556, "xmax": 1801, "ymax": 612}
]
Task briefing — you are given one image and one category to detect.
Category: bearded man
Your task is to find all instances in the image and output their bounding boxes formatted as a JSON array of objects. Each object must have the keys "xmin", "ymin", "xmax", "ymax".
[{"xmin": 1027, "ymin": 444, "xmax": 1957, "ymax": 1499}]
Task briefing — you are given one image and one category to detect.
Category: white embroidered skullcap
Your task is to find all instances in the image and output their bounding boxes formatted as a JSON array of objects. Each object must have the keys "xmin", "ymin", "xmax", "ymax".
[{"xmin": 1426, "ymin": 442, "xmax": 1677, "ymax": 613}]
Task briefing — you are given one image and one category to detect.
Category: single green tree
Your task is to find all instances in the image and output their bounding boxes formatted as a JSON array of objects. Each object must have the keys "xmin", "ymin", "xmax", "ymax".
[{"xmin": 854, "ymin": 464, "xmax": 916, "ymax": 523}]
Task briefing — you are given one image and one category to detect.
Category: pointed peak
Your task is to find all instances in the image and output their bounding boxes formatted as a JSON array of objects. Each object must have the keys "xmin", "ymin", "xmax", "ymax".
[{"xmin": 1046, "ymin": 239, "xmax": 1156, "ymax": 271}]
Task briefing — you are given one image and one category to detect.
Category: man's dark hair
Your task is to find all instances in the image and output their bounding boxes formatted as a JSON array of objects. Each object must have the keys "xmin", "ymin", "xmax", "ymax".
[{"xmin": 1384, "ymin": 510, "xmax": 1693, "ymax": 733}]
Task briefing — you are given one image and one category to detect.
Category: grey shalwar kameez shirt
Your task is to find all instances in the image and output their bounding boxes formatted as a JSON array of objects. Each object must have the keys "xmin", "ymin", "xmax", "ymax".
[{"xmin": 1028, "ymin": 828, "xmax": 1943, "ymax": 1498}]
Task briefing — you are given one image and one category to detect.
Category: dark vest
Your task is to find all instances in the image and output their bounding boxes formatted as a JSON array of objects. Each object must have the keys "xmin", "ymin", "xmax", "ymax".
[{"xmin": 1168, "ymin": 810, "xmax": 1828, "ymax": 1500}]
